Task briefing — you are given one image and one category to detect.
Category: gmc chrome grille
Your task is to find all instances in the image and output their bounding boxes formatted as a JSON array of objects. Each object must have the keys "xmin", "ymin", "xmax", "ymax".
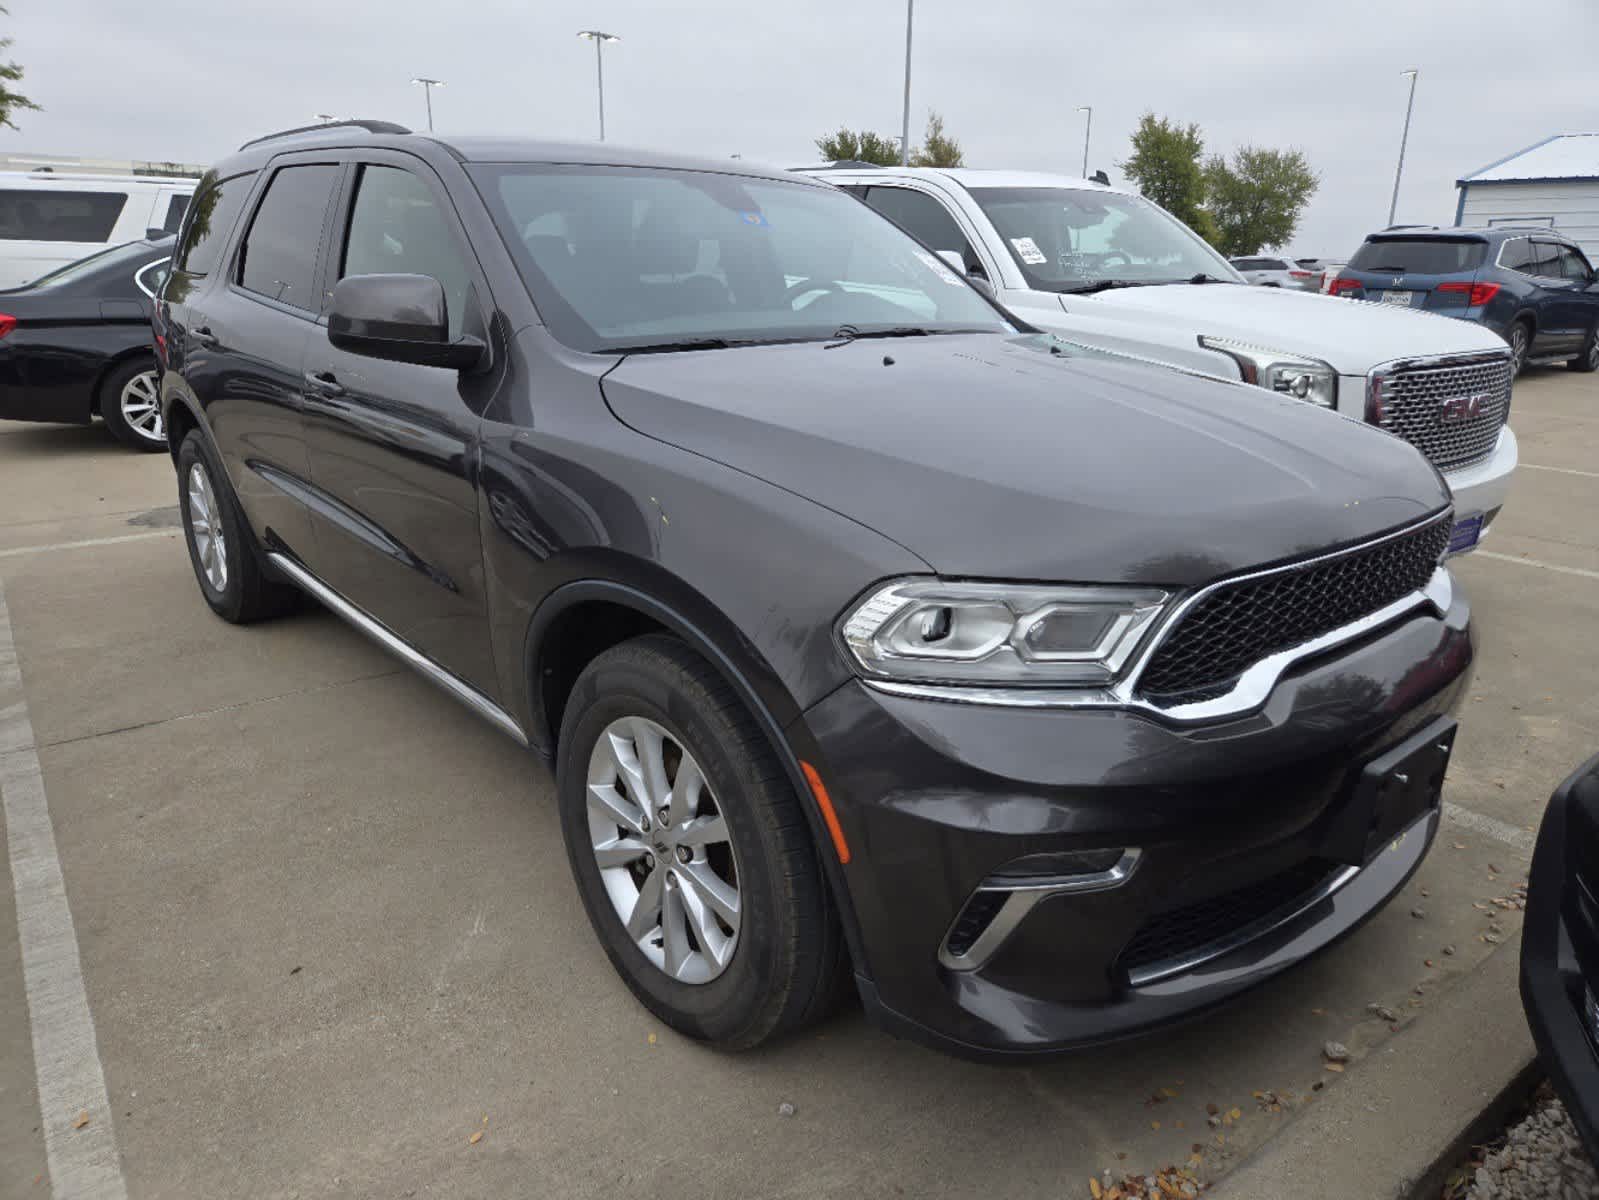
[
  {"xmin": 1136, "ymin": 514, "xmax": 1452, "ymax": 701},
  {"xmin": 1370, "ymin": 353, "xmax": 1511, "ymax": 472}
]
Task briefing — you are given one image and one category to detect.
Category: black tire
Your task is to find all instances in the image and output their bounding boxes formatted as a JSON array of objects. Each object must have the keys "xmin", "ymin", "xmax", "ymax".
[
  {"xmin": 1569, "ymin": 324, "xmax": 1599, "ymax": 373},
  {"xmin": 556, "ymin": 634, "xmax": 846, "ymax": 1049},
  {"xmin": 98, "ymin": 357, "xmax": 167, "ymax": 452},
  {"xmin": 1507, "ymin": 319, "xmax": 1533, "ymax": 378},
  {"xmin": 176, "ymin": 430, "xmax": 298, "ymax": 623}
]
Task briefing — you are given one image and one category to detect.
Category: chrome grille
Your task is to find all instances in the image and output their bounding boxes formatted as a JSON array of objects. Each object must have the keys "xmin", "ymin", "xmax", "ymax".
[
  {"xmin": 1136, "ymin": 514, "xmax": 1451, "ymax": 701},
  {"xmin": 1371, "ymin": 354, "xmax": 1511, "ymax": 472}
]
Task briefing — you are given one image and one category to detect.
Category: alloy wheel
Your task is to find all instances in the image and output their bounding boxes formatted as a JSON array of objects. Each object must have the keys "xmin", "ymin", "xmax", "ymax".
[
  {"xmin": 1510, "ymin": 325, "xmax": 1529, "ymax": 374},
  {"xmin": 186, "ymin": 462, "xmax": 228, "ymax": 593},
  {"xmin": 119, "ymin": 370, "xmax": 164, "ymax": 444},
  {"xmin": 1588, "ymin": 334, "xmax": 1599, "ymax": 371},
  {"xmin": 586, "ymin": 716, "xmax": 741, "ymax": 984}
]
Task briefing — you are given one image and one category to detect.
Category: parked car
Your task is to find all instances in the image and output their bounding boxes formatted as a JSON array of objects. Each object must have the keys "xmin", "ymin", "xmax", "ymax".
[
  {"xmin": 0, "ymin": 235, "xmax": 173, "ymax": 449},
  {"xmin": 1333, "ymin": 226, "xmax": 1599, "ymax": 377},
  {"xmin": 1293, "ymin": 257, "xmax": 1343, "ymax": 291},
  {"xmin": 804, "ymin": 166, "xmax": 1517, "ymax": 556},
  {"xmin": 1521, "ymin": 753, "xmax": 1599, "ymax": 1160},
  {"xmin": 158, "ymin": 122, "xmax": 1474, "ymax": 1058},
  {"xmin": 0, "ymin": 171, "xmax": 194, "ymax": 289},
  {"xmin": 1230, "ymin": 255, "xmax": 1317, "ymax": 290}
]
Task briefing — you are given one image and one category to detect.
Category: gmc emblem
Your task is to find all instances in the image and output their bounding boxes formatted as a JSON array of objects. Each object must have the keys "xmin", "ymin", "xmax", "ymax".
[{"xmin": 1439, "ymin": 393, "xmax": 1488, "ymax": 423}]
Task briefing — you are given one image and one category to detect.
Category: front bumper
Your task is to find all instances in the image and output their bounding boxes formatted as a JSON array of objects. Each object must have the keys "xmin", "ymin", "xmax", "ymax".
[
  {"xmin": 1441, "ymin": 426, "xmax": 1518, "ymax": 551},
  {"xmin": 793, "ymin": 584, "xmax": 1474, "ymax": 1058},
  {"xmin": 1520, "ymin": 754, "xmax": 1599, "ymax": 1159}
]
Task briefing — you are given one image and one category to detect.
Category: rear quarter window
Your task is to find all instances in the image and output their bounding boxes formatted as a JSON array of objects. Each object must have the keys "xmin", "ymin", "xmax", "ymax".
[
  {"xmin": 1347, "ymin": 239, "xmax": 1486, "ymax": 274},
  {"xmin": 175, "ymin": 172, "xmax": 256, "ymax": 276},
  {"xmin": 0, "ymin": 189, "xmax": 129, "ymax": 242}
]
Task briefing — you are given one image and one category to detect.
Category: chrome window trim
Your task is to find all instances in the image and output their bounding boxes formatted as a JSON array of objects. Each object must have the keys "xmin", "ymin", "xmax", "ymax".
[
  {"xmin": 939, "ymin": 849, "xmax": 1142, "ymax": 972},
  {"xmin": 1126, "ymin": 808, "xmax": 1438, "ymax": 987},
  {"xmin": 863, "ymin": 512, "xmax": 1454, "ymax": 723},
  {"xmin": 133, "ymin": 256, "xmax": 171, "ymax": 300}
]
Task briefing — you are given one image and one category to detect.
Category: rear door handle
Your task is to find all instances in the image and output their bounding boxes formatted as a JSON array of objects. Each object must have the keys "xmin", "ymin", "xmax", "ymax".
[{"xmin": 304, "ymin": 369, "xmax": 346, "ymax": 396}]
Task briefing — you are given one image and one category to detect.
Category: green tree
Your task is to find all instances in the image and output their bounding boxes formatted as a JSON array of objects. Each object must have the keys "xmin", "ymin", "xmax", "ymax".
[
  {"xmin": 1119, "ymin": 114, "xmax": 1213, "ymax": 242},
  {"xmin": 1203, "ymin": 147, "xmax": 1319, "ymax": 255},
  {"xmin": 910, "ymin": 111, "xmax": 963, "ymax": 167},
  {"xmin": 814, "ymin": 127, "xmax": 901, "ymax": 166},
  {"xmin": 0, "ymin": 7, "xmax": 38, "ymax": 130}
]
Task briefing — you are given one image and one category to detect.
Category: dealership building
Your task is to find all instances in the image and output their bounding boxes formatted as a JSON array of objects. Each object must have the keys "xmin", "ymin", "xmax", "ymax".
[{"xmin": 1456, "ymin": 133, "xmax": 1599, "ymax": 259}]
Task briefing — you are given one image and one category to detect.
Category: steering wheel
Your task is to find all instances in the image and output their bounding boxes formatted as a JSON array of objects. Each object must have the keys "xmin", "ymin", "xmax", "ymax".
[
  {"xmin": 1099, "ymin": 251, "xmax": 1132, "ymax": 269},
  {"xmin": 784, "ymin": 278, "xmax": 844, "ymax": 308}
]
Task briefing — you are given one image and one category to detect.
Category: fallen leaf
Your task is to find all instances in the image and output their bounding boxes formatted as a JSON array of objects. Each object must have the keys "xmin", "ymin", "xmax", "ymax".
[
  {"xmin": 1174, "ymin": 1120, "xmax": 1184, "ymax": 1129},
  {"xmin": 1205, "ymin": 1102, "xmax": 1219, "ymax": 1116},
  {"xmin": 1453, "ymin": 842, "xmax": 1467, "ymax": 850},
  {"xmin": 647, "ymin": 1032, "xmax": 658, "ymax": 1045},
  {"xmin": 1310, "ymin": 1007, "xmax": 1326, "ymax": 1016},
  {"xmin": 1161, "ymin": 1087, "xmax": 1179, "ymax": 1099},
  {"xmin": 482, "ymin": 1115, "xmax": 489, "ymax": 1126},
  {"xmin": 1151, "ymin": 1120, "xmax": 1161, "ymax": 1130},
  {"xmin": 1324, "ymin": 1063, "xmax": 1345, "ymax": 1073},
  {"xmin": 1090, "ymin": 1178, "xmax": 1103, "ymax": 1200},
  {"xmin": 72, "ymin": 1111, "xmax": 89, "ymax": 1130},
  {"xmin": 1229, "ymin": 1107, "xmax": 1242, "ymax": 1121},
  {"xmin": 468, "ymin": 1130, "xmax": 483, "ymax": 1145}
]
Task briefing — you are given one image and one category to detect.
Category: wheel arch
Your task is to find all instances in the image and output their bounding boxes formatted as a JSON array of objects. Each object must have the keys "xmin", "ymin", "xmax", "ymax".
[{"xmin": 90, "ymin": 346, "xmax": 158, "ymax": 410}]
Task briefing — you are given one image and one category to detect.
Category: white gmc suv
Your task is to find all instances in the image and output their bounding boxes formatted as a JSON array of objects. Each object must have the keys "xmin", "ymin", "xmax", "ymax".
[{"xmin": 806, "ymin": 166, "xmax": 1517, "ymax": 554}]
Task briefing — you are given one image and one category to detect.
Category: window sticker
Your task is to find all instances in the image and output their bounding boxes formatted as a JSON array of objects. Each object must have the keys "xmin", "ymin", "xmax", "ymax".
[
  {"xmin": 1010, "ymin": 236, "xmax": 1048, "ymax": 265},
  {"xmin": 738, "ymin": 211, "xmax": 769, "ymax": 227}
]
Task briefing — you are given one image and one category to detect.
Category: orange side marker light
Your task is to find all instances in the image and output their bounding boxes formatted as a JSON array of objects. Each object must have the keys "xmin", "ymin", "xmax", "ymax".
[{"xmin": 799, "ymin": 760, "xmax": 851, "ymax": 865}]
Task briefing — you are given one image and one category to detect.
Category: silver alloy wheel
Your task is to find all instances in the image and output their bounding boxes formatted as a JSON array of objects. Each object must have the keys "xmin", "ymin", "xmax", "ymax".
[
  {"xmin": 1510, "ymin": 324, "xmax": 1529, "ymax": 373},
  {"xmin": 186, "ymin": 462, "xmax": 228, "ymax": 593},
  {"xmin": 1588, "ymin": 333, "xmax": 1599, "ymax": 370},
  {"xmin": 119, "ymin": 369, "xmax": 164, "ymax": 443},
  {"xmin": 586, "ymin": 716, "xmax": 741, "ymax": 984}
]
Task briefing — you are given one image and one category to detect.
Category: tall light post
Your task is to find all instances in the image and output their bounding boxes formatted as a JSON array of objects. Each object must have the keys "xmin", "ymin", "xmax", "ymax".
[
  {"xmin": 1388, "ymin": 68, "xmax": 1419, "ymax": 226},
  {"xmin": 900, "ymin": 0, "xmax": 914, "ymax": 166},
  {"xmin": 315, "ymin": 113, "xmax": 339, "ymax": 125},
  {"xmin": 410, "ymin": 77, "xmax": 444, "ymax": 132},
  {"xmin": 1076, "ymin": 105, "xmax": 1093, "ymax": 178},
  {"xmin": 577, "ymin": 30, "xmax": 621, "ymax": 141}
]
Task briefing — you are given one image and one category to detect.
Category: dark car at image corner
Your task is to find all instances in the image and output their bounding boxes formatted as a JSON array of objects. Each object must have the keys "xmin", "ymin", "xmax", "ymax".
[
  {"xmin": 154, "ymin": 120, "xmax": 1474, "ymax": 1058},
  {"xmin": 1522, "ymin": 754, "xmax": 1599, "ymax": 1158}
]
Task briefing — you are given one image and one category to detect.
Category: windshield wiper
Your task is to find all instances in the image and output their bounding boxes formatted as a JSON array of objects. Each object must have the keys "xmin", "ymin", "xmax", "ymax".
[
  {"xmin": 599, "ymin": 337, "xmax": 734, "ymax": 355},
  {"xmin": 828, "ymin": 325, "xmax": 936, "ymax": 342},
  {"xmin": 1187, "ymin": 273, "xmax": 1237, "ymax": 285},
  {"xmin": 1060, "ymin": 279, "xmax": 1147, "ymax": 294},
  {"xmin": 1365, "ymin": 265, "xmax": 1410, "ymax": 273}
]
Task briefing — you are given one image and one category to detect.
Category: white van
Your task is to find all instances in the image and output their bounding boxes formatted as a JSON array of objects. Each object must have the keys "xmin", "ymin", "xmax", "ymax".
[{"xmin": 0, "ymin": 172, "xmax": 197, "ymax": 288}]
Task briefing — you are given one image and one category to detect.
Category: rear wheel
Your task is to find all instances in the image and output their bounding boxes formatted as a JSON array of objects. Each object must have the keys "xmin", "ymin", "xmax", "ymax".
[
  {"xmin": 99, "ymin": 357, "xmax": 166, "ymax": 451},
  {"xmin": 1507, "ymin": 319, "xmax": 1533, "ymax": 377},
  {"xmin": 556, "ymin": 634, "xmax": 845, "ymax": 1049},
  {"xmin": 177, "ymin": 430, "xmax": 298, "ymax": 623},
  {"xmin": 1569, "ymin": 324, "xmax": 1599, "ymax": 373}
]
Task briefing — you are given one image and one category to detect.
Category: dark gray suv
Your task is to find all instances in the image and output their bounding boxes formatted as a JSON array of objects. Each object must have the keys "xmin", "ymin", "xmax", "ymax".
[{"xmin": 155, "ymin": 121, "xmax": 1473, "ymax": 1058}]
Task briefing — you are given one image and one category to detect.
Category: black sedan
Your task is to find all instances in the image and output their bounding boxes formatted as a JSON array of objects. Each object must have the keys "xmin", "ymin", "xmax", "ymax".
[
  {"xmin": 1522, "ymin": 753, "xmax": 1599, "ymax": 1158},
  {"xmin": 0, "ymin": 235, "xmax": 173, "ymax": 450}
]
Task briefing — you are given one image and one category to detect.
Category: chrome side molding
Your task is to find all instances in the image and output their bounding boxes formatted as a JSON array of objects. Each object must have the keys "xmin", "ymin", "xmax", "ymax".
[{"xmin": 266, "ymin": 552, "xmax": 528, "ymax": 747}]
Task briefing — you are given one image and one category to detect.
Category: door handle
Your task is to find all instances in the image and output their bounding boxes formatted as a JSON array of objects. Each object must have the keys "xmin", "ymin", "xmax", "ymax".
[
  {"xmin": 191, "ymin": 325, "xmax": 217, "ymax": 347},
  {"xmin": 304, "ymin": 369, "xmax": 346, "ymax": 397}
]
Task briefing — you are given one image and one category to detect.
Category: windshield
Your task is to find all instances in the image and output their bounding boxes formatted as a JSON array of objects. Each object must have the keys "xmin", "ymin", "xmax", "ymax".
[
  {"xmin": 1347, "ymin": 238, "xmax": 1487, "ymax": 274},
  {"xmin": 967, "ymin": 187, "xmax": 1241, "ymax": 292},
  {"xmin": 469, "ymin": 164, "xmax": 1014, "ymax": 352},
  {"xmin": 15, "ymin": 239, "xmax": 170, "ymax": 291}
]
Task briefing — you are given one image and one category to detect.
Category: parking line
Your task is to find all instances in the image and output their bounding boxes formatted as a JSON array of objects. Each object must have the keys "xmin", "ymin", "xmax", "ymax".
[
  {"xmin": 1521, "ymin": 462, "xmax": 1599, "ymax": 481},
  {"xmin": 0, "ymin": 576, "xmax": 128, "ymax": 1198},
  {"xmin": 1474, "ymin": 550, "xmax": 1599, "ymax": 582},
  {"xmin": 0, "ymin": 531, "xmax": 177, "ymax": 560},
  {"xmin": 1442, "ymin": 802, "xmax": 1536, "ymax": 854}
]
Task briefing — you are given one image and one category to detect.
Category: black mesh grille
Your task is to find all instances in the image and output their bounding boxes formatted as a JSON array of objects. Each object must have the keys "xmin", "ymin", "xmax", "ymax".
[
  {"xmin": 1120, "ymin": 858, "xmax": 1341, "ymax": 978},
  {"xmin": 1137, "ymin": 516, "xmax": 1451, "ymax": 701},
  {"xmin": 1375, "ymin": 355, "xmax": 1511, "ymax": 472}
]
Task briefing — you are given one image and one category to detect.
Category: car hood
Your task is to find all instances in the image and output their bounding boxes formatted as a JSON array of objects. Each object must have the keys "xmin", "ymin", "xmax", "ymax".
[
  {"xmin": 1047, "ymin": 283, "xmax": 1509, "ymax": 374},
  {"xmin": 600, "ymin": 334, "xmax": 1451, "ymax": 586}
]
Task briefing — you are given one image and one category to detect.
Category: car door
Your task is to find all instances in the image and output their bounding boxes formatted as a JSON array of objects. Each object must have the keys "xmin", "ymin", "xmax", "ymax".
[
  {"xmin": 859, "ymin": 184, "xmax": 996, "ymax": 289},
  {"xmin": 300, "ymin": 153, "xmax": 501, "ymax": 697},
  {"xmin": 171, "ymin": 159, "xmax": 341, "ymax": 563},
  {"xmin": 1557, "ymin": 243, "xmax": 1599, "ymax": 341},
  {"xmin": 1528, "ymin": 240, "xmax": 1584, "ymax": 353}
]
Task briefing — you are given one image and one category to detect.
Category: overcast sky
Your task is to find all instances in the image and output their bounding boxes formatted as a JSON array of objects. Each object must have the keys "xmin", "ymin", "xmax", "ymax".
[{"xmin": 10, "ymin": 0, "xmax": 1599, "ymax": 256}]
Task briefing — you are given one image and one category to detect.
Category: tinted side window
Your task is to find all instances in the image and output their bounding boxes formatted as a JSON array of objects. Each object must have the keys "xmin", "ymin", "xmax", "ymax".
[
  {"xmin": 1527, "ymin": 241, "xmax": 1564, "ymax": 278},
  {"xmin": 1499, "ymin": 238, "xmax": 1535, "ymax": 272},
  {"xmin": 863, "ymin": 187, "xmax": 977, "ymax": 269},
  {"xmin": 0, "ymin": 189, "xmax": 128, "ymax": 242},
  {"xmin": 1558, "ymin": 244, "xmax": 1593, "ymax": 281},
  {"xmin": 176, "ymin": 173, "xmax": 255, "ymax": 276},
  {"xmin": 238, "ymin": 165, "xmax": 339, "ymax": 312},
  {"xmin": 161, "ymin": 193, "xmax": 191, "ymax": 234},
  {"xmin": 341, "ymin": 164, "xmax": 470, "ymax": 338}
]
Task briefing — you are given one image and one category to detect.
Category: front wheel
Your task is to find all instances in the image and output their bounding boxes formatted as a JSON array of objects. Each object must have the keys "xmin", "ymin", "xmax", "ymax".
[
  {"xmin": 1507, "ymin": 320, "xmax": 1532, "ymax": 377},
  {"xmin": 1569, "ymin": 324, "xmax": 1599, "ymax": 373},
  {"xmin": 177, "ymin": 430, "xmax": 298, "ymax": 623},
  {"xmin": 556, "ymin": 634, "xmax": 845, "ymax": 1049}
]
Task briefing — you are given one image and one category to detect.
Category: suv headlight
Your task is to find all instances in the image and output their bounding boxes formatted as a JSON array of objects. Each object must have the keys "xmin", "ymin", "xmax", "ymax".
[
  {"xmin": 1200, "ymin": 336, "xmax": 1338, "ymax": 408},
  {"xmin": 839, "ymin": 580, "xmax": 1168, "ymax": 686}
]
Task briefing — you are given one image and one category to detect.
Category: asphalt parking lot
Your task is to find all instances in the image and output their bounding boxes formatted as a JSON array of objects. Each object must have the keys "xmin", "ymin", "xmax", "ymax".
[{"xmin": 1, "ymin": 367, "xmax": 1595, "ymax": 1199}]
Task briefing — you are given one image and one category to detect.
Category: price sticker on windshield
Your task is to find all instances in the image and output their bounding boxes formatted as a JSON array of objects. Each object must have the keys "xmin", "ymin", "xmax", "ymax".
[{"xmin": 1010, "ymin": 236, "xmax": 1048, "ymax": 265}]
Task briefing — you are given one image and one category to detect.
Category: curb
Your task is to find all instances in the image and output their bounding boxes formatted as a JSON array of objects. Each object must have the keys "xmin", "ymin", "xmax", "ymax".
[{"xmin": 1218, "ymin": 933, "xmax": 1537, "ymax": 1199}]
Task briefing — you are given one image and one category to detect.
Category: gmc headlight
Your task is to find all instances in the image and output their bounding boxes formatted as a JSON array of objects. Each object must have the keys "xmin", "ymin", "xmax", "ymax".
[
  {"xmin": 1201, "ymin": 336, "xmax": 1338, "ymax": 408},
  {"xmin": 839, "ymin": 581, "xmax": 1169, "ymax": 686}
]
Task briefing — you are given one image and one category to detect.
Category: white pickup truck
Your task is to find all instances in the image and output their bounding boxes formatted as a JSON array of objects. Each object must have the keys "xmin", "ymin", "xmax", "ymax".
[{"xmin": 806, "ymin": 166, "xmax": 1517, "ymax": 554}]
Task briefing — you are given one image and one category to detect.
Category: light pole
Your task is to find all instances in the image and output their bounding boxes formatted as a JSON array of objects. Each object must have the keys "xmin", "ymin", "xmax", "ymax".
[
  {"xmin": 410, "ymin": 77, "xmax": 443, "ymax": 132},
  {"xmin": 900, "ymin": 0, "xmax": 914, "ymax": 166},
  {"xmin": 1076, "ymin": 105, "xmax": 1093, "ymax": 178},
  {"xmin": 577, "ymin": 30, "xmax": 621, "ymax": 141},
  {"xmin": 1388, "ymin": 68, "xmax": 1419, "ymax": 226}
]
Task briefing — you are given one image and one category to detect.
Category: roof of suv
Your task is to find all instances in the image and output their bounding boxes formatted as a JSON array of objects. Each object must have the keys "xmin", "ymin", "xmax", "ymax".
[
  {"xmin": 796, "ymin": 164, "xmax": 1133, "ymax": 196},
  {"xmin": 1363, "ymin": 225, "xmax": 1571, "ymax": 244},
  {"xmin": 212, "ymin": 120, "xmax": 820, "ymax": 187}
]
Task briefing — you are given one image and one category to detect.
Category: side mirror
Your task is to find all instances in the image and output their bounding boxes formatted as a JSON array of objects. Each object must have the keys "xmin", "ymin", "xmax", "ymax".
[
  {"xmin": 936, "ymin": 249, "xmax": 998, "ymax": 300},
  {"xmin": 327, "ymin": 274, "xmax": 484, "ymax": 370}
]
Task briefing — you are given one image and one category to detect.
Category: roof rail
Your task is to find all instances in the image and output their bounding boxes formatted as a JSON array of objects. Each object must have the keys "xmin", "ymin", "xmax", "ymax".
[
  {"xmin": 238, "ymin": 119, "xmax": 412, "ymax": 151},
  {"xmin": 1381, "ymin": 223, "xmax": 1437, "ymax": 231},
  {"xmin": 806, "ymin": 160, "xmax": 885, "ymax": 170}
]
